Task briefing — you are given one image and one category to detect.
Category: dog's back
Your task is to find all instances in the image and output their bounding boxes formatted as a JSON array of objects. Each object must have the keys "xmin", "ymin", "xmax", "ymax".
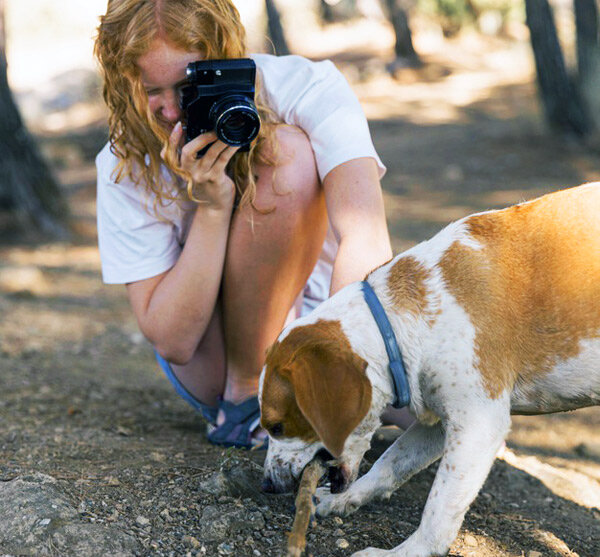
[{"xmin": 437, "ymin": 183, "xmax": 600, "ymax": 411}]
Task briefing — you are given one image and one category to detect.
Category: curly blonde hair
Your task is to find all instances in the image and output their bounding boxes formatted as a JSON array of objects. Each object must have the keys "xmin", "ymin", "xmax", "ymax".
[{"xmin": 95, "ymin": 0, "xmax": 279, "ymax": 209}]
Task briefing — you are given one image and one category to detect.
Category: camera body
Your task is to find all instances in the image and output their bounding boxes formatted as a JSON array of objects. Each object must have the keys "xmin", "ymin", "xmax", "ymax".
[{"xmin": 180, "ymin": 58, "xmax": 261, "ymax": 153}]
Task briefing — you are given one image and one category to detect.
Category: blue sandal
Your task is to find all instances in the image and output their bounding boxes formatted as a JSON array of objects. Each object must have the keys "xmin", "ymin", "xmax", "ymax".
[{"xmin": 207, "ymin": 396, "xmax": 267, "ymax": 450}]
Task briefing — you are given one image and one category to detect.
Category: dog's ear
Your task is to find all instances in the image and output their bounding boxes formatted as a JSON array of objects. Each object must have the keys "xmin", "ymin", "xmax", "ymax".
[{"xmin": 288, "ymin": 342, "xmax": 372, "ymax": 458}]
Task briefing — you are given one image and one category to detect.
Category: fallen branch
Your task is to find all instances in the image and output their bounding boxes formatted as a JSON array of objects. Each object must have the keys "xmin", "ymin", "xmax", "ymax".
[{"xmin": 286, "ymin": 459, "xmax": 326, "ymax": 557}]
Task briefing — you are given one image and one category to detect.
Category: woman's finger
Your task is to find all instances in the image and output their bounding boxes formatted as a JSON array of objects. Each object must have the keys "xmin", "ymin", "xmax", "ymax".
[
  {"xmin": 189, "ymin": 144, "xmax": 235, "ymax": 184},
  {"xmin": 161, "ymin": 121, "xmax": 184, "ymax": 160},
  {"xmin": 211, "ymin": 145, "xmax": 240, "ymax": 175},
  {"xmin": 170, "ymin": 121, "xmax": 184, "ymax": 146},
  {"xmin": 181, "ymin": 131, "xmax": 218, "ymax": 162},
  {"xmin": 197, "ymin": 139, "xmax": 235, "ymax": 168}
]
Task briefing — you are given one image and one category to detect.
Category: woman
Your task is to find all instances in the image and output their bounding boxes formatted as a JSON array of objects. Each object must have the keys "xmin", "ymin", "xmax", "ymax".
[{"xmin": 95, "ymin": 0, "xmax": 404, "ymax": 448}]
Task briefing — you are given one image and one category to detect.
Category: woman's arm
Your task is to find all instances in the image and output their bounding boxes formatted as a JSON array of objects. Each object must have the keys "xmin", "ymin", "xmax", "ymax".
[
  {"xmin": 323, "ymin": 157, "xmax": 392, "ymax": 294},
  {"xmin": 126, "ymin": 127, "xmax": 238, "ymax": 364},
  {"xmin": 255, "ymin": 55, "xmax": 392, "ymax": 290},
  {"xmin": 126, "ymin": 201, "xmax": 231, "ymax": 364}
]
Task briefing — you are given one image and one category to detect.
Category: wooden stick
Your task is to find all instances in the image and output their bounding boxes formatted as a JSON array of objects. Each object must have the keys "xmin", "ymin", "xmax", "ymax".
[{"xmin": 286, "ymin": 459, "xmax": 326, "ymax": 557}]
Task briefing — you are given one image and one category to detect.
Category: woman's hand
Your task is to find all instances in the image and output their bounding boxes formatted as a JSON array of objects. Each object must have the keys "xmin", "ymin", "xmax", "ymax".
[{"xmin": 163, "ymin": 122, "xmax": 239, "ymax": 210}]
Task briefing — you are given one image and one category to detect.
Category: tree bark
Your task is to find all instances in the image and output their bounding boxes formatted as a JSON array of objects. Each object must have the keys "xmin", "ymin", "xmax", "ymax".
[
  {"xmin": 574, "ymin": 0, "xmax": 599, "ymax": 84},
  {"xmin": 318, "ymin": 0, "xmax": 358, "ymax": 24},
  {"xmin": 319, "ymin": 0, "xmax": 336, "ymax": 23},
  {"xmin": 383, "ymin": 0, "xmax": 421, "ymax": 68},
  {"xmin": 525, "ymin": 0, "xmax": 593, "ymax": 137},
  {"xmin": 0, "ymin": 0, "xmax": 69, "ymax": 237},
  {"xmin": 265, "ymin": 0, "xmax": 290, "ymax": 55},
  {"xmin": 574, "ymin": 0, "xmax": 600, "ymax": 129}
]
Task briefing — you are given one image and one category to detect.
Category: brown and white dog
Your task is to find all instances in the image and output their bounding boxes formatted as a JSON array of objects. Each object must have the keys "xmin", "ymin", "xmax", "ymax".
[{"xmin": 259, "ymin": 183, "xmax": 600, "ymax": 557}]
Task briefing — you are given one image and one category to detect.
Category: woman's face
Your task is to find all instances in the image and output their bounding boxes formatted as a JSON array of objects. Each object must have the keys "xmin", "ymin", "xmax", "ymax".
[{"xmin": 137, "ymin": 39, "xmax": 202, "ymax": 132}]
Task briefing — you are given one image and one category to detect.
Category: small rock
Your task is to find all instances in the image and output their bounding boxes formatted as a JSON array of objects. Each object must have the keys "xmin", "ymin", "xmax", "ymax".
[
  {"xmin": 198, "ymin": 507, "xmax": 265, "ymax": 542},
  {"xmin": 150, "ymin": 451, "xmax": 166, "ymax": 463},
  {"xmin": 183, "ymin": 535, "xmax": 201, "ymax": 549},
  {"xmin": 129, "ymin": 331, "xmax": 145, "ymax": 345},
  {"xmin": 336, "ymin": 538, "xmax": 350, "ymax": 549},
  {"xmin": 199, "ymin": 466, "xmax": 268, "ymax": 503},
  {"xmin": 136, "ymin": 516, "xmax": 151, "ymax": 527},
  {"xmin": 464, "ymin": 534, "xmax": 478, "ymax": 547},
  {"xmin": 218, "ymin": 542, "xmax": 234, "ymax": 555},
  {"xmin": 116, "ymin": 426, "xmax": 132, "ymax": 436},
  {"xmin": 52, "ymin": 522, "xmax": 139, "ymax": 555},
  {"xmin": 528, "ymin": 552, "xmax": 543, "ymax": 557},
  {"xmin": 332, "ymin": 516, "xmax": 344, "ymax": 526}
]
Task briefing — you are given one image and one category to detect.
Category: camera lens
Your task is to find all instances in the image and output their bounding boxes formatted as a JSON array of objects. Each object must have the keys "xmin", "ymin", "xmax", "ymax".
[{"xmin": 210, "ymin": 95, "xmax": 260, "ymax": 147}]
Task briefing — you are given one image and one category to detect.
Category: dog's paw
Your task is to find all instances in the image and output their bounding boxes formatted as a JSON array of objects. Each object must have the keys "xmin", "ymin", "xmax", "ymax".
[{"xmin": 315, "ymin": 486, "xmax": 361, "ymax": 517}]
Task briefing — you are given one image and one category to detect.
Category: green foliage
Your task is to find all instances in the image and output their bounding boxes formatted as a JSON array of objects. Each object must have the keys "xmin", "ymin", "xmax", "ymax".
[{"xmin": 418, "ymin": 0, "xmax": 523, "ymax": 37}]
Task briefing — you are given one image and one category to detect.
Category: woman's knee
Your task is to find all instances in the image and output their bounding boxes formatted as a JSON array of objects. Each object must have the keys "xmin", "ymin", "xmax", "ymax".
[{"xmin": 253, "ymin": 125, "xmax": 322, "ymax": 213}]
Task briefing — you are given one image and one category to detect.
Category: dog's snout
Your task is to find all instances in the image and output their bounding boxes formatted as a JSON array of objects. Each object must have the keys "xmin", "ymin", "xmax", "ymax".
[{"xmin": 261, "ymin": 476, "xmax": 277, "ymax": 493}]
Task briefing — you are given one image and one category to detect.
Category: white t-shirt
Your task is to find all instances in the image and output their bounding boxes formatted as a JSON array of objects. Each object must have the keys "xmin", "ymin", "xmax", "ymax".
[{"xmin": 96, "ymin": 54, "xmax": 385, "ymax": 310}]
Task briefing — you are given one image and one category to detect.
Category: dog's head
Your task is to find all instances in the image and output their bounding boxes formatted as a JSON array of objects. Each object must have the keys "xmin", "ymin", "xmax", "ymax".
[{"xmin": 259, "ymin": 318, "xmax": 377, "ymax": 494}]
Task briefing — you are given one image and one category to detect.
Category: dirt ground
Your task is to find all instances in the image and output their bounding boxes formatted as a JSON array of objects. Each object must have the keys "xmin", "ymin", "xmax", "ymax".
[{"xmin": 1, "ymin": 25, "xmax": 599, "ymax": 557}]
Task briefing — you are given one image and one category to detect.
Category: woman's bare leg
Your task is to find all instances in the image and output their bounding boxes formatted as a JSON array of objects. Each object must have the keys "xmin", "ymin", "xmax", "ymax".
[
  {"xmin": 170, "ymin": 304, "xmax": 226, "ymax": 408},
  {"xmin": 222, "ymin": 126, "xmax": 328, "ymax": 403}
]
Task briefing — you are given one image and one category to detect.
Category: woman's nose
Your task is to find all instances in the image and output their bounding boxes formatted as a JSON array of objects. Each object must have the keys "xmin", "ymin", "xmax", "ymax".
[{"xmin": 160, "ymin": 89, "xmax": 182, "ymax": 122}]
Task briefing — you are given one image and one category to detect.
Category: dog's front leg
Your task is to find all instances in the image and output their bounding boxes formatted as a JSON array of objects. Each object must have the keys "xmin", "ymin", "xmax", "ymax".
[
  {"xmin": 316, "ymin": 421, "xmax": 445, "ymax": 517},
  {"xmin": 352, "ymin": 400, "xmax": 511, "ymax": 557}
]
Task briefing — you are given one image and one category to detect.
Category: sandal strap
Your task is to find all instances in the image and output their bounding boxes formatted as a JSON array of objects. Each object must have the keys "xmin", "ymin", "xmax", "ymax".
[
  {"xmin": 155, "ymin": 350, "xmax": 218, "ymax": 424},
  {"xmin": 208, "ymin": 396, "xmax": 262, "ymax": 449}
]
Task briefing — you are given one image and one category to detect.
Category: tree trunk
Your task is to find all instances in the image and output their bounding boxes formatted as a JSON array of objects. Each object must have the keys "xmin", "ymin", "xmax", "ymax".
[
  {"xmin": 265, "ymin": 0, "xmax": 290, "ymax": 55},
  {"xmin": 319, "ymin": 0, "xmax": 336, "ymax": 23},
  {"xmin": 574, "ymin": 0, "xmax": 600, "ymax": 128},
  {"xmin": 383, "ymin": 0, "xmax": 421, "ymax": 68},
  {"xmin": 574, "ymin": 0, "xmax": 599, "ymax": 83},
  {"xmin": 318, "ymin": 0, "xmax": 358, "ymax": 24},
  {"xmin": 0, "ymin": 0, "xmax": 69, "ymax": 237},
  {"xmin": 525, "ymin": 0, "xmax": 593, "ymax": 137}
]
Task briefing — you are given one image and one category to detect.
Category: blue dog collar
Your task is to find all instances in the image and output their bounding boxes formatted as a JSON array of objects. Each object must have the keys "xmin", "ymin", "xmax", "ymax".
[{"xmin": 361, "ymin": 280, "xmax": 410, "ymax": 408}]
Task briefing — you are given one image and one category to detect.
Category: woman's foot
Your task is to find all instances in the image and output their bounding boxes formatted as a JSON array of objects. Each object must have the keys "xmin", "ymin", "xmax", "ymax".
[{"xmin": 209, "ymin": 396, "xmax": 268, "ymax": 449}]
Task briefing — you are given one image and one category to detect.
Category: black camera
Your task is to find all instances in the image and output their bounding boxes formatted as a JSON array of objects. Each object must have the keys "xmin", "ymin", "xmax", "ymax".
[{"xmin": 180, "ymin": 58, "xmax": 261, "ymax": 153}]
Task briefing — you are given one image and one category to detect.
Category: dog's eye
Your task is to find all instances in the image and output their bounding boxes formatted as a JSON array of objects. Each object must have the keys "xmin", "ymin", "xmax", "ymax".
[{"xmin": 270, "ymin": 423, "xmax": 284, "ymax": 437}]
